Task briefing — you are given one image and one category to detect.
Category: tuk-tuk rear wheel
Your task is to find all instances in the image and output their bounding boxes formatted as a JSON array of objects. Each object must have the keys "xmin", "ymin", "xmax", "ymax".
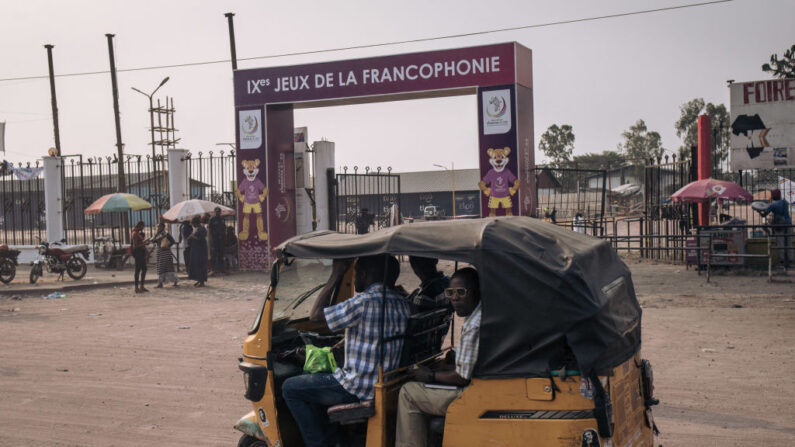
[{"xmin": 237, "ymin": 434, "xmax": 268, "ymax": 447}]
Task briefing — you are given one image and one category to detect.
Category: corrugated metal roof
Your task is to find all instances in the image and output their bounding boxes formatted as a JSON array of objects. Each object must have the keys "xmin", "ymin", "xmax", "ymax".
[{"xmin": 395, "ymin": 169, "xmax": 481, "ymax": 193}]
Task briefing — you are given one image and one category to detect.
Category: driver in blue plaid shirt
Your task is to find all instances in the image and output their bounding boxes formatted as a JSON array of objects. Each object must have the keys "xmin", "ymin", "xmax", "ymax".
[{"xmin": 282, "ymin": 254, "xmax": 409, "ymax": 447}]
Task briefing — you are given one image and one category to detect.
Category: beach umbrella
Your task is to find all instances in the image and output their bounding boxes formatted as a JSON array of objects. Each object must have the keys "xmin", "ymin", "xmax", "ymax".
[
  {"xmin": 84, "ymin": 193, "xmax": 152, "ymax": 214},
  {"xmin": 161, "ymin": 199, "xmax": 234, "ymax": 223},
  {"xmin": 670, "ymin": 178, "xmax": 752, "ymax": 203}
]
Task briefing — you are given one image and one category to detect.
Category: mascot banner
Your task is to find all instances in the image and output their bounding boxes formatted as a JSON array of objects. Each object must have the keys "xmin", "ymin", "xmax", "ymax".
[{"xmin": 477, "ymin": 83, "xmax": 534, "ymax": 217}]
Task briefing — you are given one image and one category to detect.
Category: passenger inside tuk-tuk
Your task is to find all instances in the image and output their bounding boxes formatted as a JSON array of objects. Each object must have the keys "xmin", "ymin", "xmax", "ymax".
[
  {"xmin": 395, "ymin": 267, "xmax": 481, "ymax": 447},
  {"xmin": 281, "ymin": 254, "xmax": 410, "ymax": 447},
  {"xmin": 400, "ymin": 256, "xmax": 451, "ymax": 313}
]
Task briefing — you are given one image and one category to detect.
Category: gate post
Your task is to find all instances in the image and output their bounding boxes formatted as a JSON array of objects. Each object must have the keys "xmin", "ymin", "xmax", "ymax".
[
  {"xmin": 697, "ymin": 115, "xmax": 712, "ymax": 226},
  {"xmin": 167, "ymin": 148, "xmax": 189, "ymax": 230},
  {"xmin": 313, "ymin": 140, "xmax": 335, "ymax": 231},
  {"xmin": 43, "ymin": 156, "xmax": 64, "ymax": 242}
]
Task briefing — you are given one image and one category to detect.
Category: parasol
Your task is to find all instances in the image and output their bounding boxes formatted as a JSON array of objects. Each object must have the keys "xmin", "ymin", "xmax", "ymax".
[
  {"xmin": 670, "ymin": 178, "xmax": 752, "ymax": 202},
  {"xmin": 161, "ymin": 199, "xmax": 234, "ymax": 223},
  {"xmin": 84, "ymin": 193, "xmax": 153, "ymax": 214}
]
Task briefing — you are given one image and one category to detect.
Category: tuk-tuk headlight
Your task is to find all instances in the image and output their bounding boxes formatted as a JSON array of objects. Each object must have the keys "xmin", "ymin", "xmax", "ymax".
[{"xmin": 239, "ymin": 361, "xmax": 268, "ymax": 402}]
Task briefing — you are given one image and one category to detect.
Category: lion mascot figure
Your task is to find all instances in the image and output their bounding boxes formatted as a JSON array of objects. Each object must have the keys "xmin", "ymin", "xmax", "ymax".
[
  {"xmin": 235, "ymin": 159, "xmax": 268, "ymax": 241},
  {"xmin": 478, "ymin": 146, "xmax": 520, "ymax": 217}
]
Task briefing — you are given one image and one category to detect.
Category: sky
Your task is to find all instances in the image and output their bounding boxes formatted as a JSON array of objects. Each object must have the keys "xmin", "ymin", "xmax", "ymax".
[{"xmin": 0, "ymin": 0, "xmax": 792, "ymax": 173}]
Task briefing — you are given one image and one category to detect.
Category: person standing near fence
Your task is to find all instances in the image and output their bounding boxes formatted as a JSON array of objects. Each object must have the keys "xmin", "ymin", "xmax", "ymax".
[
  {"xmin": 765, "ymin": 189, "xmax": 793, "ymax": 267},
  {"xmin": 208, "ymin": 207, "xmax": 226, "ymax": 275},
  {"xmin": 179, "ymin": 219, "xmax": 193, "ymax": 277},
  {"xmin": 131, "ymin": 221, "xmax": 149, "ymax": 294},
  {"xmin": 152, "ymin": 222, "xmax": 178, "ymax": 288},
  {"xmin": 187, "ymin": 216, "xmax": 208, "ymax": 287}
]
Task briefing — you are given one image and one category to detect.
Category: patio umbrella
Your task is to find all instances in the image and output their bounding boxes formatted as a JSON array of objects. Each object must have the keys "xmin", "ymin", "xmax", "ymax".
[
  {"xmin": 84, "ymin": 193, "xmax": 152, "ymax": 214},
  {"xmin": 161, "ymin": 199, "xmax": 234, "ymax": 223},
  {"xmin": 670, "ymin": 178, "xmax": 752, "ymax": 202}
]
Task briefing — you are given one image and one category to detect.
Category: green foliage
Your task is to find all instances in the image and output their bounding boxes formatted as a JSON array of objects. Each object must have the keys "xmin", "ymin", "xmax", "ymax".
[
  {"xmin": 762, "ymin": 44, "xmax": 795, "ymax": 79},
  {"xmin": 674, "ymin": 99, "xmax": 729, "ymax": 162},
  {"xmin": 539, "ymin": 124, "xmax": 575, "ymax": 168},
  {"xmin": 570, "ymin": 150, "xmax": 626, "ymax": 170},
  {"xmin": 617, "ymin": 119, "xmax": 665, "ymax": 162}
]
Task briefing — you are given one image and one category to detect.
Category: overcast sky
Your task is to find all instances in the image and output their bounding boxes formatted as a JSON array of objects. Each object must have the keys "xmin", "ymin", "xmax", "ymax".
[{"xmin": 0, "ymin": 0, "xmax": 792, "ymax": 172}]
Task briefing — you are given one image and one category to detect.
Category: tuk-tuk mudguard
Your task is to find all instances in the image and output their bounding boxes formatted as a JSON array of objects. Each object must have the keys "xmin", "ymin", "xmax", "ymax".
[{"xmin": 234, "ymin": 410, "xmax": 267, "ymax": 442}]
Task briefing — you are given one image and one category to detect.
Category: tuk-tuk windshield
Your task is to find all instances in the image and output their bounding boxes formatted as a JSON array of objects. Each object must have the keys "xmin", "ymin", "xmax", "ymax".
[{"xmin": 273, "ymin": 258, "xmax": 333, "ymax": 322}]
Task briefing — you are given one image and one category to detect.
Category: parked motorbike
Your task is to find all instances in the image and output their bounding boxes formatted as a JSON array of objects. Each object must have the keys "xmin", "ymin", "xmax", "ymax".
[
  {"xmin": 29, "ymin": 239, "xmax": 90, "ymax": 284},
  {"xmin": 0, "ymin": 244, "xmax": 21, "ymax": 284}
]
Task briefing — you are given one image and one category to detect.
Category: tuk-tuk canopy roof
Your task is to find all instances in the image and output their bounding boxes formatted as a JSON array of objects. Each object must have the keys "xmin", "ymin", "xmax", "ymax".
[{"xmin": 278, "ymin": 217, "xmax": 641, "ymax": 378}]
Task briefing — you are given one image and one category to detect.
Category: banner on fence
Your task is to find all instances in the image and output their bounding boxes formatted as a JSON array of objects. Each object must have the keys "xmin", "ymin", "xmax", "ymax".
[{"xmin": 729, "ymin": 78, "xmax": 795, "ymax": 170}]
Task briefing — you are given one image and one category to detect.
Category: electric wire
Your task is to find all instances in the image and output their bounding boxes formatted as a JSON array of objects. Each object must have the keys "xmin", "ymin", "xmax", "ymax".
[{"xmin": 0, "ymin": 0, "xmax": 733, "ymax": 83}]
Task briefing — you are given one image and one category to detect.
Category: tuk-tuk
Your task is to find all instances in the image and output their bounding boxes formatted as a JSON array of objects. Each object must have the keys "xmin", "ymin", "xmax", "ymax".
[{"xmin": 235, "ymin": 217, "xmax": 658, "ymax": 446}]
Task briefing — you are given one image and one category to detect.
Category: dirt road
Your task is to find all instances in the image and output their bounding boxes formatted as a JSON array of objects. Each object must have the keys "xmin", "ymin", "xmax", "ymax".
[{"xmin": 1, "ymin": 261, "xmax": 793, "ymax": 446}]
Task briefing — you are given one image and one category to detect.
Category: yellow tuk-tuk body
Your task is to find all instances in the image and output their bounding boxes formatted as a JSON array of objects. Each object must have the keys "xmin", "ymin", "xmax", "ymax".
[{"xmin": 235, "ymin": 218, "xmax": 657, "ymax": 447}]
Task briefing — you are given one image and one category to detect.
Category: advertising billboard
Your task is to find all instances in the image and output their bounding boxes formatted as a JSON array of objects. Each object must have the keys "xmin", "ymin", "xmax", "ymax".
[{"xmin": 730, "ymin": 78, "xmax": 795, "ymax": 170}]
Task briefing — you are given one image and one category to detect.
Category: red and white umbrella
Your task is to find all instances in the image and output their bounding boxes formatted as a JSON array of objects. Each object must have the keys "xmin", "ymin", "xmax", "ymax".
[
  {"xmin": 161, "ymin": 199, "xmax": 234, "ymax": 223},
  {"xmin": 670, "ymin": 178, "xmax": 752, "ymax": 203}
]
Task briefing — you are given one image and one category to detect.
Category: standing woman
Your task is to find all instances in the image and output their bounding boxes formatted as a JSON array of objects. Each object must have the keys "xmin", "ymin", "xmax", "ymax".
[
  {"xmin": 131, "ymin": 221, "xmax": 149, "ymax": 293},
  {"xmin": 152, "ymin": 222, "xmax": 178, "ymax": 288},
  {"xmin": 187, "ymin": 216, "xmax": 208, "ymax": 287}
]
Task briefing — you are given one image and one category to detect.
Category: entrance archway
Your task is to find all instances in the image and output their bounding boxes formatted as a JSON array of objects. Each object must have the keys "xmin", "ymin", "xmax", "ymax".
[{"xmin": 234, "ymin": 42, "xmax": 534, "ymax": 269}]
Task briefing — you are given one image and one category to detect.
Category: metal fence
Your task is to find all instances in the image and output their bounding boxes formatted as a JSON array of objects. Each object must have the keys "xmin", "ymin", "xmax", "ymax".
[
  {"xmin": 0, "ymin": 160, "xmax": 45, "ymax": 245},
  {"xmin": 332, "ymin": 166, "xmax": 401, "ymax": 234},
  {"xmin": 532, "ymin": 166, "xmax": 607, "ymax": 235},
  {"xmin": 61, "ymin": 154, "xmax": 171, "ymax": 246},
  {"xmin": 1, "ymin": 151, "xmax": 239, "ymax": 248}
]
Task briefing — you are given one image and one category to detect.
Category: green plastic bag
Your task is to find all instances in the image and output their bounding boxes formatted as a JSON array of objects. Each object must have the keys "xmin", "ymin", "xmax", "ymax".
[{"xmin": 303, "ymin": 344, "xmax": 338, "ymax": 374}]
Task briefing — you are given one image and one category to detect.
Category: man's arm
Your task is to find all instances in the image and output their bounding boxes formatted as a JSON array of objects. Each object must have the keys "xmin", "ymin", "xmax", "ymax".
[
  {"xmin": 409, "ymin": 365, "xmax": 470, "ymax": 387},
  {"xmin": 309, "ymin": 259, "xmax": 353, "ymax": 323}
]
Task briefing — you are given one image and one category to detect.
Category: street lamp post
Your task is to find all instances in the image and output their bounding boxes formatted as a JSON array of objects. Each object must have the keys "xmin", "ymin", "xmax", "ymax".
[
  {"xmin": 433, "ymin": 162, "xmax": 455, "ymax": 219},
  {"xmin": 132, "ymin": 77, "xmax": 169, "ymax": 197}
]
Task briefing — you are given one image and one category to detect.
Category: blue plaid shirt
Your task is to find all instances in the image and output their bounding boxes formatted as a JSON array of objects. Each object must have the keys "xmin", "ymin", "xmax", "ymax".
[{"xmin": 325, "ymin": 283, "xmax": 410, "ymax": 400}]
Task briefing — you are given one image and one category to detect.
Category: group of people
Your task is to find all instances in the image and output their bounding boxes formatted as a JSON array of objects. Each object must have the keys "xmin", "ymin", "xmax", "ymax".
[
  {"xmin": 130, "ymin": 207, "xmax": 238, "ymax": 292},
  {"xmin": 281, "ymin": 254, "xmax": 482, "ymax": 447}
]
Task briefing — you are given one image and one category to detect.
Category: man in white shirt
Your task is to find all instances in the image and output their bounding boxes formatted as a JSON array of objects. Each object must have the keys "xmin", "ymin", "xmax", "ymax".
[{"xmin": 395, "ymin": 267, "xmax": 482, "ymax": 447}]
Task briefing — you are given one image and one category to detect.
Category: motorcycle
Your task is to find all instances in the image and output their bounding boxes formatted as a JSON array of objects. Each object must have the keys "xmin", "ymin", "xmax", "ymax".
[
  {"xmin": 29, "ymin": 238, "xmax": 90, "ymax": 284},
  {"xmin": 0, "ymin": 244, "xmax": 21, "ymax": 284}
]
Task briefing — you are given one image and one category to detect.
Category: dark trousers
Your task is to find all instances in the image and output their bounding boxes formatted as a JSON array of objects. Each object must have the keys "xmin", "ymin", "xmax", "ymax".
[
  {"xmin": 211, "ymin": 239, "xmax": 224, "ymax": 273},
  {"xmin": 282, "ymin": 373, "xmax": 359, "ymax": 447},
  {"xmin": 133, "ymin": 249, "xmax": 147, "ymax": 287},
  {"xmin": 183, "ymin": 247, "xmax": 191, "ymax": 276}
]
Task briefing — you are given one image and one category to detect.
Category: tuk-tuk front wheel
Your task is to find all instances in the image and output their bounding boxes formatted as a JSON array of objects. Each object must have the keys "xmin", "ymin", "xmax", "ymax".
[{"xmin": 237, "ymin": 434, "xmax": 268, "ymax": 447}]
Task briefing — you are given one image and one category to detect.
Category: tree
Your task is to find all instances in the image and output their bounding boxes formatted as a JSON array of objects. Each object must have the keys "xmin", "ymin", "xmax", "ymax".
[
  {"xmin": 538, "ymin": 124, "xmax": 575, "ymax": 167},
  {"xmin": 570, "ymin": 150, "xmax": 626, "ymax": 171},
  {"xmin": 617, "ymin": 119, "xmax": 665, "ymax": 162},
  {"xmin": 762, "ymin": 44, "xmax": 795, "ymax": 79},
  {"xmin": 674, "ymin": 98, "xmax": 729, "ymax": 163}
]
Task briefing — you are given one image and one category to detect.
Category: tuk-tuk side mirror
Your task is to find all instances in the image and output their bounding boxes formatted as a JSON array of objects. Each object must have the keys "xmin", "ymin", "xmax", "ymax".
[{"xmin": 270, "ymin": 259, "xmax": 280, "ymax": 288}]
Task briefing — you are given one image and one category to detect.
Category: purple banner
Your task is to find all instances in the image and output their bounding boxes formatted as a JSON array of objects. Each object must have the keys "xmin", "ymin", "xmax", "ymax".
[
  {"xmin": 235, "ymin": 43, "xmax": 516, "ymax": 106},
  {"xmin": 235, "ymin": 107, "xmax": 270, "ymax": 270},
  {"xmin": 478, "ymin": 84, "xmax": 520, "ymax": 217}
]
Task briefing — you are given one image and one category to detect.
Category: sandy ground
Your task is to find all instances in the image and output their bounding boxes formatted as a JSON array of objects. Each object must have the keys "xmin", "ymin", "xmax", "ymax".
[{"xmin": 1, "ymin": 260, "xmax": 794, "ymax": 446}]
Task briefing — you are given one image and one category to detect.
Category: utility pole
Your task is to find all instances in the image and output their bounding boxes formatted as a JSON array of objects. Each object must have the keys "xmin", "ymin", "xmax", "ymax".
[
  {"xmin": 106, "ymin": 33, "xmax": 126, "ymax": 193},
  {"xmin": 434, "ymin": 163, "xmax": 456, "ymax": 219},
  {"xmin": 132, "ymin": 77, "xmax": 170, "ymax": 198},
  {"xmin": 224, "ymin": 13, "xmax": 238, "ymax": 70},
  {"xmin": 44, "ymin": 44, "xmax": 61, "ymax": 156}
]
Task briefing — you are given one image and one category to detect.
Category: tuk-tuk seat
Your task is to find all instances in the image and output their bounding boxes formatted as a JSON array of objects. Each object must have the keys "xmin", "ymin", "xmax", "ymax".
[
  {"xmin": 398, "ymin": 308, "xmax": 452, "ymax": 367},
  {"xmin": 327, "ymin": 400, "xmax": 374, "ymax": 424}
]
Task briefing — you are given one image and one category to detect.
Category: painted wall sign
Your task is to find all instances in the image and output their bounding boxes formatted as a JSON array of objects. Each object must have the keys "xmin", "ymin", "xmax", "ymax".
[{"xmin": 730, "ymin": 78, "xmax": 795, "ymax": 170}]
